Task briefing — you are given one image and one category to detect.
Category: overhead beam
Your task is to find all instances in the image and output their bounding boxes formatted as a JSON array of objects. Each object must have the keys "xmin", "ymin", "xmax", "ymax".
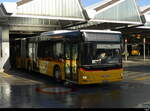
[{"xmin": 9, "ymin": 24, "xmax": 60, "ymax": 32}]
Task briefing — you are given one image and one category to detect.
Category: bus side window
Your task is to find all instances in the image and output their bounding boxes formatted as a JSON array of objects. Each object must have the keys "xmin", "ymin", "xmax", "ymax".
[
  {"xmin": 16, "ymin": 44, "xmax": 21, "ymax": 57},
  {"xmin": 65, "ymin": 44, "xmax": 71, "ymax": 59},
  {"xmin": 38, "ymin": 41, "xmax": 46, "ymax": 58},
  {"xmin": 37, "ymin": 42, "xmax": 41, "ymax": 58},
  {"xmin": 72, "ymin": 44, "xmax": 78, "ymax": 60},
  {"xmin": 37, "ymin": 41, "xmax": 53, "ymax": 59},
  {"xmin": 53, "ymin": 42, "xmax": 64, "ymax": 59}
]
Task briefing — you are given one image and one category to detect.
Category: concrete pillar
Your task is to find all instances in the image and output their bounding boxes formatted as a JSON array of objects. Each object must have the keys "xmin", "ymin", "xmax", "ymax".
[
  {"xmin": 0, "ymin": 26, "xmax": 10, "ymax": 72},
  {"xmin": 143, "ymin": 37, "xmax": 146, "ymax": 61},
  {"xmin": 125, "ymin": 38, "xmax": 128, "ymax": 61}
]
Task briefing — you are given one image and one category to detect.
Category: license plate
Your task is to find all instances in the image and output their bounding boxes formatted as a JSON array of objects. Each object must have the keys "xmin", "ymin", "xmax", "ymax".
[{"xmin": 102, "ymin": 75, "xmax": 110, "ymax": 78}]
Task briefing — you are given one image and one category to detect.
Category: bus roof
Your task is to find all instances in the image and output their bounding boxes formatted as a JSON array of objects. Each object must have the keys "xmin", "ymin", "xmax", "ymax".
[
  {"xmin": 80, "ymin": 30, "xmax": 121, "ymax": 34},
  {"xmin": 40, "ymin": 30, "xmax": 74, "ymax": 36},
  {"xmin": 40, "ymin": 30, "xmax": 121, "ymax": 36}
]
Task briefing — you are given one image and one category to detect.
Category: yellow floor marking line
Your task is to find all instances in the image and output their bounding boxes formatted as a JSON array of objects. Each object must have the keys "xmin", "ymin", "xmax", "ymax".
[
  {"xmin": 0, "ymin": 73, "xmax": 12, "ymax": 78},
  {"xmin": 134, "ymin": 75, "xmax": 150, "ymax": 81}
]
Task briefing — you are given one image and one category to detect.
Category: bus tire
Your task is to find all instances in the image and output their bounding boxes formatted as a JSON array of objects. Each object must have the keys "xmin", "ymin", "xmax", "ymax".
[
  {"xmin": 54, "ymin": 66, "xmax": 61, "ymax": 82},
  {"xmin": 64, "ymin": 81, "xmax": 73, "ymax": 87}
]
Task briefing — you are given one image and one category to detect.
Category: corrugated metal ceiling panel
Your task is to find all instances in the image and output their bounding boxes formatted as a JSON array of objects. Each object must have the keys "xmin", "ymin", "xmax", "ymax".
[
  {"xmin": 86, "ymin": 0, "xmax": 142, "ymax": 24},
  {"xmin": 16, "ymin": 0, "xmax": 85, "ymax": 20}
]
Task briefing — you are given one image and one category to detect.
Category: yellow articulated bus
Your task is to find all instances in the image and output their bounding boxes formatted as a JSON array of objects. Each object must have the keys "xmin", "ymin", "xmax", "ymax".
[
  {"xmin": 131, "ymin": 44, "xmax": 141, "ymax": 56},
  {"xmin": 12, "ymin": 30, "xmax": 123, "ymax": 85}
]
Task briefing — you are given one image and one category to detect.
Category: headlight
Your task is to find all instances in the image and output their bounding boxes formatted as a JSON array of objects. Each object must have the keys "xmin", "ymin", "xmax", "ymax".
[{"xmin": 83, "ymin": 76, "xmax": 87, "ymax": 79}]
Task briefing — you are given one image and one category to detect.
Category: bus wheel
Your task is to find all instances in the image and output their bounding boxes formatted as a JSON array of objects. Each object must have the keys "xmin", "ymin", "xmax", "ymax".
[
  {"xmin": 64, "ymin": 81, "xmax": 73, "ymax": 87},
  {"xmin": 54, "ymin": 67, "xmax": 61, "ymax": 82}
]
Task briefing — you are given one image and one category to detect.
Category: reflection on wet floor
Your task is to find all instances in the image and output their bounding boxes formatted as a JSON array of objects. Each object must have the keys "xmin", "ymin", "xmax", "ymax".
[
  {"xmin": 0, "ymin": 82, "xmax": 149, "ymax": 108},
  {"xmin": 0, "ymin": 70, "xmax": 150, "ymax": 108}
]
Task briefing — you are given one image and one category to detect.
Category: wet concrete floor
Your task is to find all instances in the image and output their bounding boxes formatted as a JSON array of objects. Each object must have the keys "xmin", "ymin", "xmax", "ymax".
[{"xmin": 0, "ymin": 61, "xmax": 150, "ymax": 108}]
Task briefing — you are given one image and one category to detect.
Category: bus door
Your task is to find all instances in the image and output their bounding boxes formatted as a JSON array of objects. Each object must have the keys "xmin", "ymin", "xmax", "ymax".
[
  {"xmin": 28, "ymin": 42, "xmax": 36, "ymax": 71},
  {"xmin": 65, "ymin": 43, "xmax": 78, "ymax": 82}
]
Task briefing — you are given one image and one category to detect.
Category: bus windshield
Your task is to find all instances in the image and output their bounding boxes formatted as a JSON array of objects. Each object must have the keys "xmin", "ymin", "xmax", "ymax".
[{"xmin": 81, "ymin": 43, "xmax": 122, "ymax": 66}]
